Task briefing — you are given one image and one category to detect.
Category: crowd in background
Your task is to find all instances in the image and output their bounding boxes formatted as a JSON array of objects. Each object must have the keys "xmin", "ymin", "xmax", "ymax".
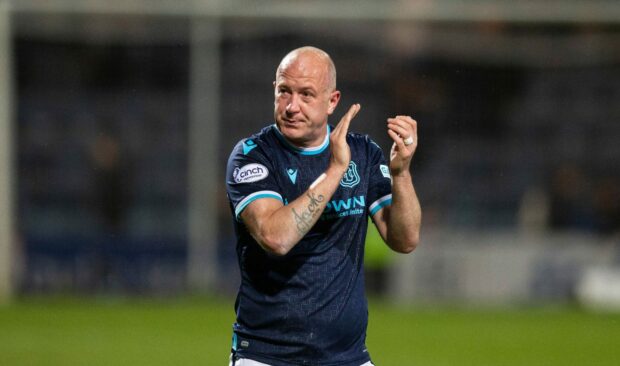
[{"xmin": 14, "ymin": 23, "xmax": 620, "ymax": 294}]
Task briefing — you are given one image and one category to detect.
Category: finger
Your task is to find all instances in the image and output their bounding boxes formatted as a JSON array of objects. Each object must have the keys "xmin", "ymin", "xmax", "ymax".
[
  {"xmin": 388, "ymin": 128, "xmax": 416, "ymax": 154},
  {"xmin": 389, "ymin": 116, "xmax": 417, "ymax": 133},
  {"xmin": 394, "ymin": 115, "xmax": 416, "ymax": 125},
  {"xmin": 333, "ymin": 103, "xmax": 360, "ymax": 138},
  {"xmin": 387, "ymin": 129, "xmax": 407, "ymax": 150},
  {"xmin": 388, "ymin": 117, "xmax": 416, "ymax": 132},
  {"xmin": 387, "ymin": 124, "xmax": 416, "ymax": 147},
  {"xmin": 388, "ymin": 121, "xmax": 417, "ymax": 146},
  {"xmin": 336, "ymin": 104, "xmax": 360, "ymax": 130},
  {"xmin": 387, "ymin": 122, "xmax": 411, "ymax": 139},
  {"xmin": 405, "ymin": 118, "xmax": 418, "ymax": 134}
]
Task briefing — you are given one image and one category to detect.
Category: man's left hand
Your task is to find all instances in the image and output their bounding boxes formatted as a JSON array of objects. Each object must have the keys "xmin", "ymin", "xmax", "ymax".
[{"xmin": 387, "ymin": 115, "xmax": 418, "ymax": 176}]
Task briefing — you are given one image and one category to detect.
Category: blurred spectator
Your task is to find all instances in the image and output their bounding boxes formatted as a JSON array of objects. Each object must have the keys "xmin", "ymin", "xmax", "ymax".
[
  {"xmin": 548, "ymin": 164, "xmax": 595, "ymax": 232},
  {"xmin": 91, "ymin": 131, "xmax": 130, "ymax": 233},
  {"xmin": 518, "ymin": 185, "xmax": 550, "ymax": 234},
  {"xmin": 592, "ymin": 176, "xmax": 620, "ymax": 236},
  {"xmin": 89, "ymin": 130, "xmax": 131, "ymax": 291}
]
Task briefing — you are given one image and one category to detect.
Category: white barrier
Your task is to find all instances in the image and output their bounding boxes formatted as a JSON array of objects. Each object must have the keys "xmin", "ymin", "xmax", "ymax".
[
  {"xmin": 576, "ymin": 266, "xmax": 620, "ymax": 311},
  {"xmin": 389, "ymin": 230, "xmax": 620, "ymax": 306}
]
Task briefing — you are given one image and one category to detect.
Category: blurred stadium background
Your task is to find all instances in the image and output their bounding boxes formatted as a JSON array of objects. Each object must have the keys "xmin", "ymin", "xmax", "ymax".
[{"xmin": 1, "ymin": 0, "xmax": 620, "ymax": 364}]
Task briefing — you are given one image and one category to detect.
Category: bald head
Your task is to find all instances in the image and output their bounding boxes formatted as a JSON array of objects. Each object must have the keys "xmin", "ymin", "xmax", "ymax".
[{"xmin": 276, "ymin": 46, "xmax": 337, "ymax": 92}]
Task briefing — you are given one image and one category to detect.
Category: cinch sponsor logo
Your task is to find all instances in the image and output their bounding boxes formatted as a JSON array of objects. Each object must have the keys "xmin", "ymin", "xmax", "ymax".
[{"xmin": 233, "ymin": 163, "xmax": 269, "ymax": 183}]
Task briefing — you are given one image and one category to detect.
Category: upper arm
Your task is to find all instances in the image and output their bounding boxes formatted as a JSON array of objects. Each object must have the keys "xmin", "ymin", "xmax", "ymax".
[
  {"xmin": 226, "ymin": 137, "xmax": 282, "ymax": 220},
  {"xmin": 239, "ymin": 196, "xmax": 284, "ymax": 238}
]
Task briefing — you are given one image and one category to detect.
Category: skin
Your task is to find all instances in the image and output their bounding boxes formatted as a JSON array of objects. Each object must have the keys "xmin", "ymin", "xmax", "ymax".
[
  {"xmin": 240, "ymin": 46, "xmax": 421, "ymax": 255},
  {"xmin": 273, "ymin": 46, "xmax": 339, "ymax": 148}
]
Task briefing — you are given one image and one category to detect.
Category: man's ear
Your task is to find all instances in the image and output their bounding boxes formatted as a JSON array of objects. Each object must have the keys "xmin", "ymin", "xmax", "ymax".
[{"xmin": 327, "ymin": 90, "xmax": 341, "ymax": 115}]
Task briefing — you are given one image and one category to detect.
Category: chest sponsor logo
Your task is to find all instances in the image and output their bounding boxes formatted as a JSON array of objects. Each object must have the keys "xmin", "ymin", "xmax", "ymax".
[
  {"xmin": 233, "ymin": 163, "xmax": 269, "ymax": 183},
  {"xmin": 321, "ymin": 195, "xmax": 366, "ymax": 220},
  {"xmin": 340, "ymin": 161, "xmax": 360, "ymax": 188}
]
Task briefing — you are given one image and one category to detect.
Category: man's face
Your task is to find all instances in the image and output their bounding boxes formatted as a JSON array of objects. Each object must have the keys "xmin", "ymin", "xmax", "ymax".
[{"xmin": 273, "ymin": 54, "xmax": 340, "ymax": 147}]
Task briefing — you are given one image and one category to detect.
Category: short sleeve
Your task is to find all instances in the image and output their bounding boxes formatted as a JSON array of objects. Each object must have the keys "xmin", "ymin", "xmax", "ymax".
[
  {"xmin": 226, "ymin": 138, "xmax": 283, "ymax": 220},
  {"xmin": 366, "ymin": 137, "xmax": 392, "ymax": 217}
]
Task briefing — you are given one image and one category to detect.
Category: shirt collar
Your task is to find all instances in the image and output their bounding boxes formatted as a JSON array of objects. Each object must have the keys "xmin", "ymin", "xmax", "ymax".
[{"xmin": 272, "ymin": 124, "xmax": 330, "ymax": 156}]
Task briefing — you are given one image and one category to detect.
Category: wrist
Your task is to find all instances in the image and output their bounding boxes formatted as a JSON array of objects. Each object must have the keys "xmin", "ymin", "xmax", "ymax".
[
  {"xmin": 328, "ymin": 160, "xmax": 350, "ymax": 176},
  {"xmin": 390, "ymin": 170, "xmax": 412, "ymax": 180}
]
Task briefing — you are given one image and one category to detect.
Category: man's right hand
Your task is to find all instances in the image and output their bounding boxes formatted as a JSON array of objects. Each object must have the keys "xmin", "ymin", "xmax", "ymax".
[{"xmin": 329, "ymin": 103, "xmax": 360, "ymax": 173}]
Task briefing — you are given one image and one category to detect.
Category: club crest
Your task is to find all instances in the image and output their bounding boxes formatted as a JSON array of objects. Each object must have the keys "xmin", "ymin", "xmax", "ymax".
[{"xmin": 340, "ymin": 161, "xmax": 360, "ymax": 188}]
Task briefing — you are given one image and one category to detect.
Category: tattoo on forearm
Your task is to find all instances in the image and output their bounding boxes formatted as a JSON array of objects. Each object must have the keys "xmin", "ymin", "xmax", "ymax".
[{"xmin": 292, "ymin": 192, "xmax": 325, "ymax": 235}]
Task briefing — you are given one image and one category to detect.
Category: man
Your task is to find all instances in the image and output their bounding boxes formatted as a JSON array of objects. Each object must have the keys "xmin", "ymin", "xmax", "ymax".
[{"xmin": 226, "ymin": 46, "xmax": 421, "ymax": 366}]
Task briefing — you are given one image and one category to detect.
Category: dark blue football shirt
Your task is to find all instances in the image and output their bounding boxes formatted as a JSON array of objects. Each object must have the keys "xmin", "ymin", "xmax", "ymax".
[{"xmin": 226, "ymin": 124, "xmax": 392, "ymax": 366}]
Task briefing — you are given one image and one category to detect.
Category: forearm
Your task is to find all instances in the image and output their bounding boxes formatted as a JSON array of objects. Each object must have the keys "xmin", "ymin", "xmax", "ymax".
[
  {"xmin": 386, "ymin": 171, "xmax": 421, "ymax": 253},
  {"xmin": 245, "ymin": 164, "xmax": 346, "ymax": 256}
]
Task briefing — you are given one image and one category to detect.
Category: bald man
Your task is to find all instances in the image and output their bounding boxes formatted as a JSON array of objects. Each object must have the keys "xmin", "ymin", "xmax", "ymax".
[{"xmin": 226, "ymin": 46, "xmax": 421, "ymax": 365}]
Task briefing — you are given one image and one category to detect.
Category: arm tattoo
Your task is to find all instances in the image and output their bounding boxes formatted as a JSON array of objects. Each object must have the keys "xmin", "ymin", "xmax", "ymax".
[{"xmin": 292, "ymin": 191, "xmax": 325, "ymax": 235}]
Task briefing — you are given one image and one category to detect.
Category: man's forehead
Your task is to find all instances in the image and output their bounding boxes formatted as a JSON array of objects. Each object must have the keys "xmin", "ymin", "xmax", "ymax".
[
  {"xmin": 276, "ymin": 69, "xmax": 324, "ymax": 83},
  {"xmin": 275, "ymin": 76, "xmax": 329, "ymax": 95},
  {"xmin": 276, "ymin": 59, "xmax": 328, "ymax": 86},
  {"xmin": 279, "ymin": 65, "xmax": 323, "ymax": 77}
]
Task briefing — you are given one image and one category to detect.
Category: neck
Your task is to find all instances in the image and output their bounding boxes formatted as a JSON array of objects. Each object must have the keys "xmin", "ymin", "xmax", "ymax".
[{"xmin": 273, "ymin": 124, "xmax": 331, "ymax": 155}]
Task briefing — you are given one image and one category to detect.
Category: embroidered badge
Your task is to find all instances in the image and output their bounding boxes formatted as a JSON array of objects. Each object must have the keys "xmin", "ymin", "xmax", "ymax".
[
  {"xmin": 380, "ymin": 164, "xmax": 391, "ymax": 179},
  {"xmin": 233, "ymin": 163, "xmax": 269, "ymax": 183},
  {"xmin": 340, "ymin": 161, "xmax": 360, "ymax": 188}
]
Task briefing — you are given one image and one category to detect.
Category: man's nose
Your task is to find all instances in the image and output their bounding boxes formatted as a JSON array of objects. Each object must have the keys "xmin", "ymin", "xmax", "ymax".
[{"xmin": 286, "ymin": 93, "xmax": 300, "ymax": 113}]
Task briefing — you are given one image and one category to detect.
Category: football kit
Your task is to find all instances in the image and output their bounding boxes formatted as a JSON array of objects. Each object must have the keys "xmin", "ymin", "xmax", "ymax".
[{"xmin": 226, "ymin": 124, "xmax": 392, "ymax": 366}]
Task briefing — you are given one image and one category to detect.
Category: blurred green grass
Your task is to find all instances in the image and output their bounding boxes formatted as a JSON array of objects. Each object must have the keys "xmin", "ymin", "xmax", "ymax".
[{"xmin": 1, "ymin": 296, "xmax": 619, "ymax": 365}]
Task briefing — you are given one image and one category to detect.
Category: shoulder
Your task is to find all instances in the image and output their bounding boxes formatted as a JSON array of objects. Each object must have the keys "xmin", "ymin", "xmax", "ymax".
[
  {"xmin": 229, "ymin": 125, "xmax": 277, "ymax": 160},
  {"xmin": 347, "ymin": 132, "xmax": 385, "ymax": 155}
]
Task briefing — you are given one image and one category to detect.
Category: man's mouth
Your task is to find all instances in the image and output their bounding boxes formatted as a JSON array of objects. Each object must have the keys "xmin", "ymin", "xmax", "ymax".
[{"xmin": 283, "ymin": 118, "xmax": 302, "ymax": 126}]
